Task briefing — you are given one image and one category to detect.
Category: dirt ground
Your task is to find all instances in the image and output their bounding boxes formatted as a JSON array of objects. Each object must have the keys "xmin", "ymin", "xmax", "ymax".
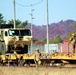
[{"xmin": 0, "ymin": 66, "xmax": 76, "ymax": 75}]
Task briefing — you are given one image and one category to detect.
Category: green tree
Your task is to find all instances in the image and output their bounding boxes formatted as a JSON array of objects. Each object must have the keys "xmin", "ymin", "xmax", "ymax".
[
  {"xmin": 21, "ymin": 20, "xmax": 28, "ymax": 27},
  {"xmin": 49, "ymin": 39, "xmax": 54, "ymax": 44},
  {"xmin": 8, "ymin": 19, "xmax": 28, "ymax": 28},
  {"xmin": 50, "ymin": 35, "xmax": 63, "ymax": 44},
  {"xmin": 32, "ymin": 38, "xmax": 39, "ymax": 43},
  {"xmin": 0, "ymin": 13, "xmax": 6, "ymax": 24},
  {"xmin": 54, "ymin": 35, "xmax": 63, "ymax": 43},
  {"xmin": 8, "ymin": 19, "xmax": 21, "ymax": 27},
  {"xmin": 42, "ymin": 38, "xmax": 47, "ymax": 44}
]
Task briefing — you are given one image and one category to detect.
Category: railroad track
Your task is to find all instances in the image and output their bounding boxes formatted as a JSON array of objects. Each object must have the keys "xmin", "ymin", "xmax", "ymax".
[{"xmin": 1, "ymin": 63, "xmax": 76, "ymax": 68}]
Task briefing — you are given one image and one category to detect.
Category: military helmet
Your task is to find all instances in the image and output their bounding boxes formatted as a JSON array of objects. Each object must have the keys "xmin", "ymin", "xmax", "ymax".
[
  {"xmin": 35, "ymin": 48, "xmax": 39, "ymax": 51},
  {"xmin": 35, "ymin": 48, "xmax": 39, "ymax": 52},
  {"xmin": 72, "ymin": 33, "xmax": 75, "ymax": 35},
  {"xmin": 72, "ymin": 33, "xmax": 75, "ymax": 37}
]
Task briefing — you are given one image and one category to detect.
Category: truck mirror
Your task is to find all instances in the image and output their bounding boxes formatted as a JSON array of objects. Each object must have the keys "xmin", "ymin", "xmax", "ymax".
[{"xmin": 5, "ymin": 31, "xmax": 8, "ymax": 36}]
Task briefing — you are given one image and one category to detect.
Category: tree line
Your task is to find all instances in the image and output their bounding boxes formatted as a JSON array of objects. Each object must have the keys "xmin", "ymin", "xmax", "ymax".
[{"xmin": 0, "ymin": 13, "xmax": 27, "ymax": 28}]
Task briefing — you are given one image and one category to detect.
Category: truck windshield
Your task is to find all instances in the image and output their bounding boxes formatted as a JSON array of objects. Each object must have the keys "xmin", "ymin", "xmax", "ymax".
[{"xmin": 8, "ymin": 29, "xmax": 31, "ymax": 36}]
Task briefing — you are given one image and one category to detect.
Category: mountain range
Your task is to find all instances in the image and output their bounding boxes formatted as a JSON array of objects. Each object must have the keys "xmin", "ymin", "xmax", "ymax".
[{"xmin": 25, "ymin": 19, "xmax": 76, "ymax": 40}]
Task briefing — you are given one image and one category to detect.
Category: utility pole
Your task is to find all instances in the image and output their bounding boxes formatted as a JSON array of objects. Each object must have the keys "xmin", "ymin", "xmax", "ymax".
[
  {"xmin": 29, "ymin": 4, "xmax": 35, "ymax": 52},
  {"xmin": 30, "ymin": 5, "xmax": 35, "ymax": 37},
  {"xmin": 13, "ymin": 0, "xmax": 16, "ymax": 29},
  {"xmin": 46, "ymin": 0, "xmax": 49, "ymax": 53}
]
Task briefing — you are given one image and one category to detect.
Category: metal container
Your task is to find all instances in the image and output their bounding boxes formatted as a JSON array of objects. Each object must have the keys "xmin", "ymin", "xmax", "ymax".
[{"xmin": 45, "ymin": 44, "xmax": 60, "ymax": 53}]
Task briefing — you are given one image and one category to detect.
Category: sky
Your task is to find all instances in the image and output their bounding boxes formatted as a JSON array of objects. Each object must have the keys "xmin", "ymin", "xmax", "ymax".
[{"xmin": 0, "ymin": 0, "xmax": 76, "ymax": 25}]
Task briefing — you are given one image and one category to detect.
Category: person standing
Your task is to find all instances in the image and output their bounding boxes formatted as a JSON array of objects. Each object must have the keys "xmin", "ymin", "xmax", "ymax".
[
  {"xmin": 69, "ymin": 33, "xmax": 76, "ymax": 53},
  {"xmin": 34, "ymin": 48, "xmax": 41, "ymax": 67}
]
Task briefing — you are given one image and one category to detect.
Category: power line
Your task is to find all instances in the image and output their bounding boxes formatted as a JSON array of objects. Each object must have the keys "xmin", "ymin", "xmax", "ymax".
[
  {"xmin": 15, "ymin": 0, "xmax": 44, "ymax": 7},
  {"xmin": 32, "ymin": 0, "xmax": 43, "ymax": 6}
]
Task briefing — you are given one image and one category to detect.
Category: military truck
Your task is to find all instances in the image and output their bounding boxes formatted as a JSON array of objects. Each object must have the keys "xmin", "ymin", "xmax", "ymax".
[{"xmin": 0, "ymin": 24, "xmax": 32, "ymax": 54}]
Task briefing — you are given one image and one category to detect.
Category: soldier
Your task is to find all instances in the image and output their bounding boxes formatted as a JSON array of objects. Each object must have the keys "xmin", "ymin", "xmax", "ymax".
[
  {"xmin": 34, "ymin": 48, "xmax": 41, "ymax": 67},
  {"xmin": 69, "ymin": 33, "xmax": 76, "ymax": 53}
]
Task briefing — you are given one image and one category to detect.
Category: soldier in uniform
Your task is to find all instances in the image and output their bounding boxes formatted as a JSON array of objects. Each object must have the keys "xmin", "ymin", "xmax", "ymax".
[
  {"xmin": 69, "ymin": 33, "xmax": 76, "ymax": 53},
  {"xmin": 34, "ymin": 48, "xmax": 41, "ymax": 67}
]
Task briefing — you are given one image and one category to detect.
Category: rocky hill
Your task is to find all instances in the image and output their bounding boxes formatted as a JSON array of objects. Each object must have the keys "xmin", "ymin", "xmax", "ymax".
[{"xmin": 26, "ymin": 19, "xmax": 76, "ymax": 40}]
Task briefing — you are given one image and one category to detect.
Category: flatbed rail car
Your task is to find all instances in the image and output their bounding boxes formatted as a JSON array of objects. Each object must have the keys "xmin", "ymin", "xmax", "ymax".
[
  {"xmin": 0, "ymin": 52, "xmax": 76, "ymax": 66},
  {"xmin": 41, "ymin": 53, "xmax": 76, "ymax": 65}
]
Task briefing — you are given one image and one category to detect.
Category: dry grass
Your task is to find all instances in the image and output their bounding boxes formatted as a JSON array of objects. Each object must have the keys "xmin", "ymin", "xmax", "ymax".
[{"xmin": 0, "ymin": 66, "xmax": 76, "ymax": 75}]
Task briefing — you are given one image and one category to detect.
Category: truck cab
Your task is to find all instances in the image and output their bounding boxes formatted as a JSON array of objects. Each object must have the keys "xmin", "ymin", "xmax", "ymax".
[{"xmin": 4, "ymin": 28, "xmax": 32, "ymax": 54}]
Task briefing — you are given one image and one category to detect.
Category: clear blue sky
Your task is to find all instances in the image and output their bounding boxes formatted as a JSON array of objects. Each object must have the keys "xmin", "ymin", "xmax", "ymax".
[{"xmin": 0, "ymin": 0, "xmax": 76, "ymax": 25}]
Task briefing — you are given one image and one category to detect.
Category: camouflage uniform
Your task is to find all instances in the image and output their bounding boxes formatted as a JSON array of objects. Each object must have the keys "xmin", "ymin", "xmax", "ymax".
[
  {"xmin": 69, "ymin": 33, "xmax": 76, "ymax": 53},
  {"xmin": 34, "ymin": 49, "xmax": 41, "ymax": 67}
]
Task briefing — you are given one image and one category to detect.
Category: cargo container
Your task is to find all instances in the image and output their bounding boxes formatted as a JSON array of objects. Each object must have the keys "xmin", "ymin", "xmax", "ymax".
[
  {"xmin": 29, "ymin": 45, "xmax": 45, "ymax": 53},
  {"xmin": 45, "ymin": 44, "xmax": 60, "ymax": 53},
  {"xmin": 59, "ymin": 41, "xmax": 76, "ymax": 53}
]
